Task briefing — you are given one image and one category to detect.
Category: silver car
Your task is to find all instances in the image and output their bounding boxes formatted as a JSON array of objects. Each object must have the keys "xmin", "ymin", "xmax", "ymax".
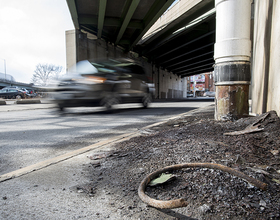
[
  {"xmin": 203, "ymin": 91, "xmax": 215, "ymax": 97},
  {"xmin": 53, "ymin": 59, "xmax": 155, "ymax": 111}
]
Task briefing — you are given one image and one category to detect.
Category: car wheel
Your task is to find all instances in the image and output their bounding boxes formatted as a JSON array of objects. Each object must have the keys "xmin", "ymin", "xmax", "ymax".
[
  {"xmin": 58, "ymin": 105, "xmax": 64, "ymax": 111},
  {"xmin": 16, "ymin": 95, "xmax": 21, "ymax": 99},
  {"xmin": 142, "ymin": 93, "xmax": 152, "ymax": 108},
  {"xmin": 102, "ymin": 94, "xmax": 119, "ymax": 112}
]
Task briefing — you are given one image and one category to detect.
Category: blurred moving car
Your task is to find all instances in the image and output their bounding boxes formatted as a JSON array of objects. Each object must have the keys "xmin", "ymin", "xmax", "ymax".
[
  {"xmin": 0, "ymin": 88, "xmax": 26, "ymax": 99},
  {"xmin": 52, "ymin": 59, "xmax": 155, "ymax": 111},
  {"xmin": 203, "ymin": 91, "xmax": 215, "ymax": 97}
]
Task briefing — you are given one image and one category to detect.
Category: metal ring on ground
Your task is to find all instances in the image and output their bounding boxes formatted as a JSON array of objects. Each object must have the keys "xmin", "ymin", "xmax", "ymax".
[{"xmin": 138, "ymin": 163, "xmax": 267, "ymax": 209}]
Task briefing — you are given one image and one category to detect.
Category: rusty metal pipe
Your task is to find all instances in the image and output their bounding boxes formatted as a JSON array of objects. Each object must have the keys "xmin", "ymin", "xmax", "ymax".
[{"xmin": 138, "ymin": 163, "xmax": 267, "ymax": 209}]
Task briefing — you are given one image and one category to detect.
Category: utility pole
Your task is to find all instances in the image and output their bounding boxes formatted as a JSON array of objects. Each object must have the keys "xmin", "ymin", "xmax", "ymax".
[
  {"xmin": 4, "ymin": 59, "xmax": 6, "ymax": 82},
  {"xmin": 214, "ymin": 0, "xmax": 252, "ymax": 120},
  {"xmin": 0, "ymin": 58, "xmax": 6, "ymax": 82}
]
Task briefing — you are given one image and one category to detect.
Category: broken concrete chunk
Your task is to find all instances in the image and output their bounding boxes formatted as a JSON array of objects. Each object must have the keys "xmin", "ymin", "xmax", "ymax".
[{"xmin": 270, "ymin": 150, "xmax": 279, "ymax": 156}]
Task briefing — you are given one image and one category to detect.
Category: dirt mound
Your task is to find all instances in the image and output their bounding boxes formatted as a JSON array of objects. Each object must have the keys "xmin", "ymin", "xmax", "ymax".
[{"xmin": 81, "ymin": 105, "xmax": 280, "ymax": 219}]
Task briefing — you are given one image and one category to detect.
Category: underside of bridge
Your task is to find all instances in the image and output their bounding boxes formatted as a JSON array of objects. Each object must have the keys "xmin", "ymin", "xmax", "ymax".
[{"xmin": 66, "ymin": 0, "xmax": 215, "ymax": 78}]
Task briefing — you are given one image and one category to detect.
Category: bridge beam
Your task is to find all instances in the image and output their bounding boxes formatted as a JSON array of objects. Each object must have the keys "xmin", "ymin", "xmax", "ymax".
[
  {"xmin": 97, "ymin": 0, "xmax": 107, "ymax": 39},
  {"xmin": 115, "ymin": 0, "xmax": 140, "ymax": 44},
  {"xmin": 66, "ymin": 0, "xmax": 79, "ymax": 29},
  {"xmin": 214, "ymin": 0, "xmax": 252, "ymax": 120}
]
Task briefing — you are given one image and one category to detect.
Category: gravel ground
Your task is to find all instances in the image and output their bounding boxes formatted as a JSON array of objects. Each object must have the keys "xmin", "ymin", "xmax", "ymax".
[{"xmin": 80, "ymin": 104, "xmax": 280, "ymax": 220}]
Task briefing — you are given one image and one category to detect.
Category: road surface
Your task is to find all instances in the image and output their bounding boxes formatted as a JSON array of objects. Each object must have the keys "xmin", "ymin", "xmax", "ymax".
[{"xmin": 0, "ymin": 100, "xmax": 213, "ymax": 176}]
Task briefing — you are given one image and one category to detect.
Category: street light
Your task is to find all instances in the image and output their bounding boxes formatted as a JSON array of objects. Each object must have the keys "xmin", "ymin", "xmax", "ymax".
[{"xmin": 0, "ymin": 58, "xmax": 6, "ymax": 82}]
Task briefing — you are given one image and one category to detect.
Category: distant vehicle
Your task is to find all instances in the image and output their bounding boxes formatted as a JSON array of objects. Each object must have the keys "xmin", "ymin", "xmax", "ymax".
[
  {"xmin": 20, "ymin": 88, "xmax": 29, "ymax": 94},
  {"xmin": 26, "ymin": 89, "xmax": 37, "ymax": 98},
  {"xmin": 187, "ymin": 91, "xmax": 193, "ymax": 97},
  {"xmin": 0, "ymin": 88, "xmax": 26, "ymax": 99},
  {"xmin": 2, "ymin": 86, "xmax": 21, "ymax": 90},
  {"xmin": 203, "ymin": 91, "xmax": 215, "ymax": 97},
  {"xmin": 52, "ymin": 59, "xmax": 155, "ymax": 111}
]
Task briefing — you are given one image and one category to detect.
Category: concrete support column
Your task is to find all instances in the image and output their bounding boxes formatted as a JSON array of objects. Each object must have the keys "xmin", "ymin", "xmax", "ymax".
[{"xmin": 214, "ymin": 0, "xmax": 252, "ymax": 120}]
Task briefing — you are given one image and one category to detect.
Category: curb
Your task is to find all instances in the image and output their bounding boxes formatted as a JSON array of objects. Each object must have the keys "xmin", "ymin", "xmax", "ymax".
[
  {"xmin": 16, "ymin": 99, "xmax": 41, "ymax": 104},
  {"xmin": 143, "ymin": 104, "xmax": 214, "ymax": 130},
  {"xmin": 0, "ymin": 131, "xmax": 140, "ymax": 183},
  {"xmin": 0, "ymin": 100, "xmax": 6, "ymax": 105}
]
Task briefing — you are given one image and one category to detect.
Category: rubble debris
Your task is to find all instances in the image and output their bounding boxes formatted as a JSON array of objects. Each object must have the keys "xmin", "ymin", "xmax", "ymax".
[
  {"xmin": 224, "ymin": 112, "xmax": 270, "ymax": 136},
  {"xmin": 87, "ymin": 152, "xmax": 111, "ymax": 160},
  {"xmin": 272, "ymin": 179, "xmax": 280, "ymax": 184},
  {"xmin": 138, "ymin": 163, "xmax": 267, "ymax": 209},
  {"xmin": 271, "ymin": 150, "xmax": 279, "ymax": 156},
  {"xmin": 224, "ymin": 123, "xmax": 264, "ymax": 135},
  {"xmin": 75, "ymin": 183, "xmax": 96, "ymax": 194},
  {"xmin": 81, "ymin": 106, "xmax": 280, "ymax": 218},
  {"xmin": 198, "ymin": 204, "xmax": 212, "ymax": 214}
]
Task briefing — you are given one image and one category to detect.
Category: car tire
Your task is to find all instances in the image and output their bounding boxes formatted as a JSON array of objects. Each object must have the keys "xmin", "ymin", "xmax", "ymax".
[
  {"xmin": 58, "ymin": 105, "xmax": 64, "ymax": 111},
  {"xmin": 105, "ymin": 97, "xmax": 119, "ymax": 111},
  {"xmin": 102, "ymin": 94, "xmax": 119, "ymax": 112},
  {"xmin": 16, "ymin": 95, "xmax": 21, "ymax": 99},
  {"xmin": 142, "ymin": 93, "xmax": 152, "ymax": 108}
]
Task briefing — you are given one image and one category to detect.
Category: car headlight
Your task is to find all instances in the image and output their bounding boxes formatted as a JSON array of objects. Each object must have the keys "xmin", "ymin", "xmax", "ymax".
[{"xmin": 84, "ymin": 76, "xmax": 107, "ymax": 83}]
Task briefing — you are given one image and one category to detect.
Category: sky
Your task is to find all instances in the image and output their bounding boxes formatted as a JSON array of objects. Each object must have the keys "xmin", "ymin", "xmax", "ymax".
[{"xmin": 0, "ymin": 0, "xmax": 74, "ymax": 83}]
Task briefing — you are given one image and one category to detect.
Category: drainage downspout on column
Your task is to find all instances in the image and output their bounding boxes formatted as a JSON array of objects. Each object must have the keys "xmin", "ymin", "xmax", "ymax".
[{"xmin": 214, "ymin": 0, "xmax": 252, "ymax": 120}]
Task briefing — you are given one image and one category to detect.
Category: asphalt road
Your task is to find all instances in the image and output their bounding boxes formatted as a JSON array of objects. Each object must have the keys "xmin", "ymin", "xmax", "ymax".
[
  {"xmin": 0, "ymin": 99, "xmax": 213, "ymax": 176},
  {"xmin": 0, "ymin": 99, "xmax": 214, "ymax": 220}
]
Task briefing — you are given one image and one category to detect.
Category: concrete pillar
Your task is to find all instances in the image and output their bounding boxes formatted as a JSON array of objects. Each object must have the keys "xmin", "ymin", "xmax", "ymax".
[
  {"xmin": 214, "ymin": 0, "xmax": 252, "ymax": 120},
  {"xmin": 66, "ymin": 30, "xmax": 77, "ymax": 71}
]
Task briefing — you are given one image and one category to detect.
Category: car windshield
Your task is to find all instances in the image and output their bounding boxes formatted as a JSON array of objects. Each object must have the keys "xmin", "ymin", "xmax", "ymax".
[
  {"xmin": 66, "ymin": 59, "xmax": 145, "ymax": 78},
  {"xmin": 66, "ymin": 60, "xmax": 98, "ymax": 77},
  {"xmin": 91, "ymin": 59, "xmax": 145, "ymax": 75},
  {"xmin": 90, "ymin": 62, "xmax": 116, "ymax": 74}
]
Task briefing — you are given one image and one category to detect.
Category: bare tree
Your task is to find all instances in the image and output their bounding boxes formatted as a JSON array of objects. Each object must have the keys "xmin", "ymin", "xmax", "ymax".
[{"xmin": 31, "ymin": 63, "xmax": 63, "ymax": 86}]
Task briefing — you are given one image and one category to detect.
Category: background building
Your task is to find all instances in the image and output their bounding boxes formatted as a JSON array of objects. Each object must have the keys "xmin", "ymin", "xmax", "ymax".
[{"xmin": 189, "ymin": 72, "xmax": 214, "ymax": 96}]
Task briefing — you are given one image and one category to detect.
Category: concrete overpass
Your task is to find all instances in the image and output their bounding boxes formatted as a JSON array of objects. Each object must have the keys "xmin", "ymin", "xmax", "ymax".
[
  {"xmin": 66, "ymin": 0, "xmax": 280, "ymax": 119},
  {"xmin": 66, "ymin": 0, "xmax": 215, "ymax": 78},
  {"xmin": 0, "ymin": 80, "xmax": 35, "ymax": 90},
  {"xmin": 0, "ymin": 73, "xmax": 34, "ymax": 90}
]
